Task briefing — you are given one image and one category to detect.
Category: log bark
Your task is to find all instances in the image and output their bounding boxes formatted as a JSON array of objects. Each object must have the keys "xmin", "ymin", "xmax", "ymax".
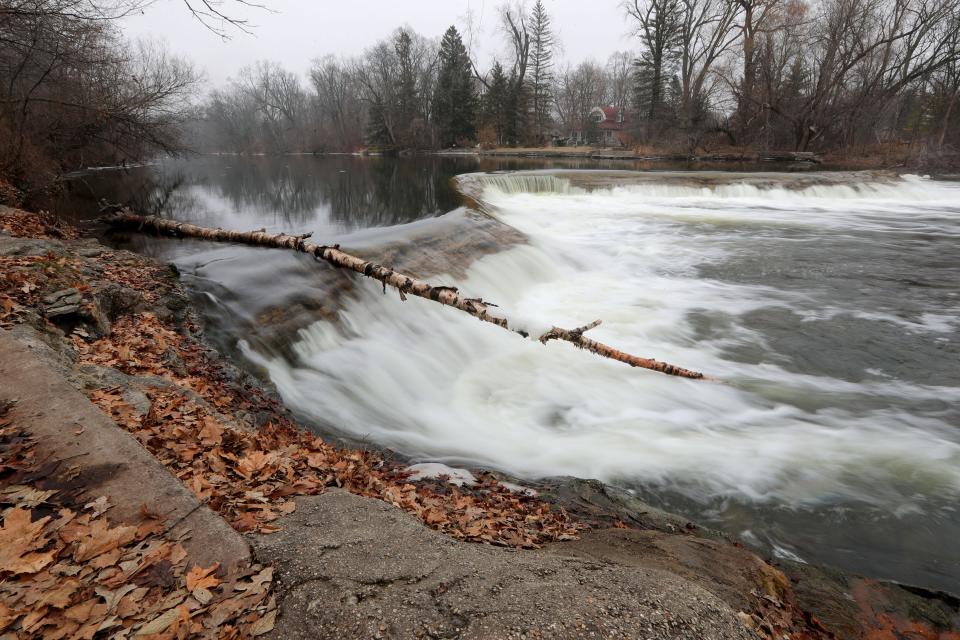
[{"xmin": 102, "ymin": 212, "xmax": 706, "ymax": 380}]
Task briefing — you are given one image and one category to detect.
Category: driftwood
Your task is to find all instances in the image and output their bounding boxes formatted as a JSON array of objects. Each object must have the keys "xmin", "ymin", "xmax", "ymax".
[{"xmin": 103, "ymin": 212, "xmax": 706, "ymax": 380}]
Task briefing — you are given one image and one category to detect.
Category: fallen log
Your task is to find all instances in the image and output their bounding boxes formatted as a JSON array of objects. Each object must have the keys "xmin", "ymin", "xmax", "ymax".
[{"xmin": 102, "ymin": 212, "xmax": 706, "ymax": 380}]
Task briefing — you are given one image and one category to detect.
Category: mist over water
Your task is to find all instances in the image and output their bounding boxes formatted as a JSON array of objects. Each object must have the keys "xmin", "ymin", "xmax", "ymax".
[{"xmin": 244, "ymin": 171, "xmax": 960, "ymax": 592}]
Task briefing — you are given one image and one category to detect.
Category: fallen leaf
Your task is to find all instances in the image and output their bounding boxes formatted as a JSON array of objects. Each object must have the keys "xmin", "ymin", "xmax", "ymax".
[
  {"xmin": 249, "ymin": 608, "xmax": 277, "ymax": 636},
  {"xmin": 191, "ymin": 587, "xmax": 213, "ymax": 605},
  {"xmin": 0, "ymin": 507, "xmax": 55, "ymax": 575},
  {"xmin": 185, "ymin": 563, "xmax": 220, "ymax": 591},
  {"xmin": 83, "ymin": 496, "xmax": 111, "ymax": 518},
  {"xmin": 134, "ymin": 606, "xmax": 181, "ymax": 636},
  {"xmin": 73, "ymin": 518, "xmax": 136, "ymax": 562}
]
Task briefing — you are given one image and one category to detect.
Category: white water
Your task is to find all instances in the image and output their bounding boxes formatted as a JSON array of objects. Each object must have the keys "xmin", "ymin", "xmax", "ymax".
[{"xmin": 243, "ymin": 173, "xmax": 960, "ymax": 512}]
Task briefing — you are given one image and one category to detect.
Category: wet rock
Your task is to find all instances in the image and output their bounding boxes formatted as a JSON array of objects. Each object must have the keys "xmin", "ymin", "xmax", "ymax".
[
  {"xmin": 44, "ymin": 303, "xmax": 81, "ymax": 318},
  {"xmin": 153, "ymin": 290, "xmax": 189, "ymax": 323},
  {"xmin": 44, "ymin": 288, "xmax": 82, "ymax": 307},
  {"xmin": 93, "ymin": 282, "xmax": 146, "ymax": 320},
  {"xmin": 76, "ymin": 242, "xmax": 104, "ymax": 258},
  {"xmin": 536, "ymin": 476, "xmax": 704, "ymax": 536},
  {"xmin": 41, "ymin": 288, "xmax": 111, "ymax": 337},
  {"xmin": 253, "ymin": 490, "xmax": 756, "ymax": 640},
  {"xmin": 0, "ymin": 236, "xmax": 66, "ymax": 257}
]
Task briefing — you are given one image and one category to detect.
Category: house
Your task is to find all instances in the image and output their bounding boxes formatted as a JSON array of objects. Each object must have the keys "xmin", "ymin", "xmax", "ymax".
[{"xmin": 568, "ymin": 106, "xmax": 629, "ymax": 146}]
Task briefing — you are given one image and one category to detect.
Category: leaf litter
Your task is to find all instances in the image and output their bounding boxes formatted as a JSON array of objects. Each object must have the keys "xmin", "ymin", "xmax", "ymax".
[{"xmin": 0, "ymin": 402, "xmax": 276, "ymax": 639}]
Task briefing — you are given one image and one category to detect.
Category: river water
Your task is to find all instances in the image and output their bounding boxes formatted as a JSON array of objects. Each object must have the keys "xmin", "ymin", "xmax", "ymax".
[{"xmin": 59, "ymin": 155, "xmax": 960, "ymax": 594}]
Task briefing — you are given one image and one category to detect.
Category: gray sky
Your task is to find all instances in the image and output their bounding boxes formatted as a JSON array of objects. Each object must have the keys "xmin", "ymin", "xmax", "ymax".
[{"xmin": 121, "ymin": 0, "xmax": 636, "ymax": 87}]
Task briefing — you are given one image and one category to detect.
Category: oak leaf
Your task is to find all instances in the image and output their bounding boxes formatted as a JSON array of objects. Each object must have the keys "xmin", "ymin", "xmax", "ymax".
[
  {"xmin": 0, "ymin": 507, "xmax": 55, "ymax": 575},
  {"xmin": 74, "ymin": 518, "xmax": 137, "ymax": 562}
]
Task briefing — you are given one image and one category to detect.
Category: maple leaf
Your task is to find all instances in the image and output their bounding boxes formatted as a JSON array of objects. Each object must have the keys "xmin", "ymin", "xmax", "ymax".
[
  {"xmin": 198, "ymin": 416, "xmax": 224, "ymax": 447},
  {"xmin": 73, "ymin": 518, "xmax": 136, "ymax": 562},
  {"xmin": 185, "ymin": 563, "xmax": 221, "ymax": 591},
  {"xmin": 0, "ymin": 507, "xmax": 55, "ymax": 575},
  {"xmin": 234, "ymin": 451, "xmax": 275, "ymax": 480}
]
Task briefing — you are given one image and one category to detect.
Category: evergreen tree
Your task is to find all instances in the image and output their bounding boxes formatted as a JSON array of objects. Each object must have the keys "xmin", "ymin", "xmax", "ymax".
[
  {"xmin": 504, "ymin": 75, "xmax": 529, "ymax": 146},
  {"xmin": 434, "ymin": 26, "xmax": 477, "ymax": 147},
  {"xmin": 365, "ymin": 98, "xmax": 393, "ymax": 147},
  {"xmin": 484, "ymin": 62, "xmax": 509, "ymax": 145},
  {"xmin": 528, "ymin": 0, "xmax": 555, "ymax": 143},
  {"xmin": 394, "ymin": 29, "xmax": 419, "ymax": 146}
]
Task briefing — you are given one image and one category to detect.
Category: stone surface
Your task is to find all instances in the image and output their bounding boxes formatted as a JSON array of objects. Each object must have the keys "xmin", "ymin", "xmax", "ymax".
[
  {"xmin": 43, "ymin": 288, "xmax": 81, "ymax": 305},
  {"xmin": 253, "ymin": 490, "xmax": 755, "ymax": 640},
  {"xmin": 0, "ymin": 329, "xmax": 252, "ymax": 570},
  {"xmin": 44, "ymin": 303, "xmax": 81, "ymax": 317}
]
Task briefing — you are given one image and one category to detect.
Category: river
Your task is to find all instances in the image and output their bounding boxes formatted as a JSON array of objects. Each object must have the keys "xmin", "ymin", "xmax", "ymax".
[{"xmin": 57, "ymin": 155, "xmax": 960, "ymax": 594}]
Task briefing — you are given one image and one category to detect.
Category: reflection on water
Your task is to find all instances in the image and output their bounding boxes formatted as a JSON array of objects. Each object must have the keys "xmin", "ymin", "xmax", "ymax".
[{"xmin": 55, "ymin": 155, "xmax": 481, "ymax": 231}]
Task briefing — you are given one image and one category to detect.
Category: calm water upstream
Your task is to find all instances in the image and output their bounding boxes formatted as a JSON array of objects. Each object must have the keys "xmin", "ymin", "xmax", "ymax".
[{"xmin": 58, "ymin": 156, "xmax": 960, "ymax": 593}]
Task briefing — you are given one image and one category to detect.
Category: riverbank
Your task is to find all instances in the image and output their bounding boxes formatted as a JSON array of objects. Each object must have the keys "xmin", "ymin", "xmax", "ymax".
[
  {"xmin": 2, "ymin": 206, "xmax": 959, "ymax": 638},
  {"xmin": 432, "ymin": 143, "xmax": 960, "ymax": 173},
  {"xmin": 442, "ymin": 146, "xmax": 823, "ymax": 165}
]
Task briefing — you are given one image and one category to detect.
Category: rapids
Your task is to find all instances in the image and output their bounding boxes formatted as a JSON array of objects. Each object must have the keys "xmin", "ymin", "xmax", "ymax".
[{"xmin": 243, "ymin": 171, "xmax": 960, "ymax": 591}]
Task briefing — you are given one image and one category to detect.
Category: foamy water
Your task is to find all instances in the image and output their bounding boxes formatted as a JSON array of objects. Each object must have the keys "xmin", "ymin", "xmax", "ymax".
[{"xmin": 242, "ymin": 171, "xmax": 960, "ymax": 588}]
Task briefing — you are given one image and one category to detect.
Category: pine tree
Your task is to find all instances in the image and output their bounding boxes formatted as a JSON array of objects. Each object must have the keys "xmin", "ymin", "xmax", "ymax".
[
  {"xmin": 394, "ymin": 29, "xmax": 419, "ymax": 147},
  {"xmin": 365, "ymin": 98, "xmax": 393, "ymax": 147},
  {"xmin": 528, "ymin": 0, "xmax": 555, "ymax": 144},
  {"xmin": 484, "ymin": 62, "xmax": 509, "ymax": 145},
  {"xmin": 434, "ymin": 26, "xmax": 477, "ymax": 147},
  {"xmin": 504, "ymin": 74, "xmax": 529, "ymax": 146}
]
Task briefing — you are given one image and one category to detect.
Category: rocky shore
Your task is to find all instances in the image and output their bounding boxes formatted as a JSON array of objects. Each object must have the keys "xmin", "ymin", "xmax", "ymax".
[{"xmin": 1, "ymin": 205, "xmax": 958, "ymax": 639}]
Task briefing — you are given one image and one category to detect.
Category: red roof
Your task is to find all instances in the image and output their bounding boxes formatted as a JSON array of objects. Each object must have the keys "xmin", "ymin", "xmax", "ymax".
[
  {"xmin": 595, "ymin": 106, "xmax": 626, "ymax": 130},
  {"xmin": 599, "ymin": 106, "xmax": 620, "ymax": 121}
]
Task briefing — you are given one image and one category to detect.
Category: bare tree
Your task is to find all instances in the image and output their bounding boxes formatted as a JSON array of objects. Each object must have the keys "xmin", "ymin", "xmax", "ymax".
[
  {"xmin": 553, "ymin": 61, "xmax": 608, "ymax": 142},
  {"xmin": 310, "ymin": 55, "xmax": 363, "ymax": 151},
  {"xmin": 606, "ymin": 50, "xmax": 634, "ymax": 115},
  {"xmin": 0, "ymin": 0, "xmax": 200, "ymax": 185},
  {"xmin": 675, "ymin": 0, "xmax": 741, "ymax": 147}
]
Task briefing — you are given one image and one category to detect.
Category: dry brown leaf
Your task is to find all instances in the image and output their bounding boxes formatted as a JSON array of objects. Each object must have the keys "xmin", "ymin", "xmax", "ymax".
[
  {"xmin": 185, "ymin": 563, "xmax": 221, "ymax": 591},
  {"xmin": 134, "ymin": 605, "xmax": 181, "ymax": 636},
  {"xmin": 37, "ymin": 577, "xmax": 82, "ymax": 608},
  {"xmin": 0, "ymin": 507, "xmax": 55, "ymax": 575},
  {"xmin": 95, "ymin": 583, "xmax": 136, "ymax": 613},
  {"xmin": 198, "ymin": 417, "xmax": 224, "ymax": 447},
  {"xmin": 73, "ymin": 518, "xmax": 137, "ymax": 562},
  {"xmin": 0, "ymin": 601, "xmax": 17, "ymax": 632},
  {"xmin": 248, "ymin": 608, "xmax": 276, "ymax": 636},
  {"xmin": 191, "ymin": 586, "xmax": 213, "ymax": 605}
]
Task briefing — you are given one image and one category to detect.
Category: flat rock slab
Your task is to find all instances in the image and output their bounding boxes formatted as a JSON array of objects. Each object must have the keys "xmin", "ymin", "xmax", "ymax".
[
  {"xmin": 0, "ymin": 329, "xmax": 251, "ymax": 570},
  {"xmin": 253, "ymin": 489, "xmax": 754, "ymax": 640}
]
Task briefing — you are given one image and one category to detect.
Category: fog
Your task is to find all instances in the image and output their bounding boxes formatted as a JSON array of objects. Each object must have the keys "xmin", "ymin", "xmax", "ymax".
[{"xmin": 120, "ymin": 0, "xmax": 630, "ymax": 86}]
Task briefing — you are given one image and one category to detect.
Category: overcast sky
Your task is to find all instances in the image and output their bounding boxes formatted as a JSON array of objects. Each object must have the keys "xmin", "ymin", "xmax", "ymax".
[{"xmin": 121, "ymin": 0, "xmax": 636, "ymax": 87}]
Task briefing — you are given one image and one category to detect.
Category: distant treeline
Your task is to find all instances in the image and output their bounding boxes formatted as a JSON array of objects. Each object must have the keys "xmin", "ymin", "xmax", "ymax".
[
  {"xmin": 197, "ymin": 0, "xmax": 960, "ymax": 160},
  {"xmin": 2, "ymin": 0, "xmax": 960, "ymax": 195}
]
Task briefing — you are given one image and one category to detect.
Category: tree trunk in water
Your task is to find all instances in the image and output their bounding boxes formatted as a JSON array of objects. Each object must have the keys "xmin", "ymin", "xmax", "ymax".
[{"xmin": 103, "ymin": 212, "xmax": 707, "ymax": 380}]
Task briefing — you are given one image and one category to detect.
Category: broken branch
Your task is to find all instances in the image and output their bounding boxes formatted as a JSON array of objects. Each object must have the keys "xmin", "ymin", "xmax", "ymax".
[{"xmin": 102, "ymin": 213, "xmax": 706, "ymax": 380}]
